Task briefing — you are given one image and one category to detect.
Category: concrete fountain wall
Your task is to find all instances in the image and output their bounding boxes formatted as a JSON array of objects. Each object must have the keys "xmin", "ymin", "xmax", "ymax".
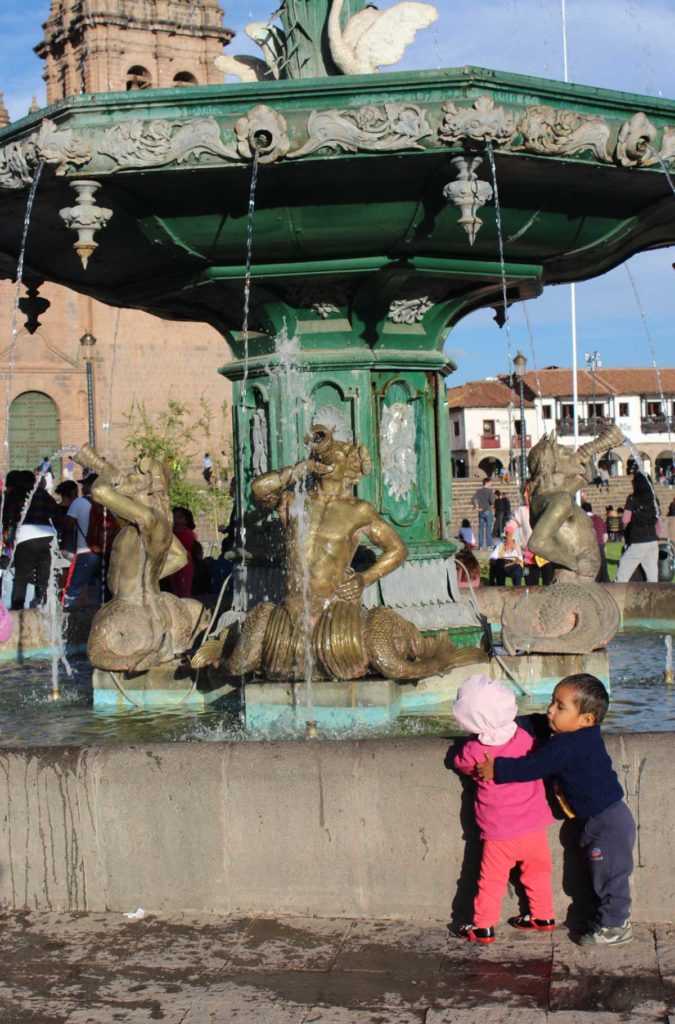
[{"xmin": 0, "ymin": 734, "xmax": 672, "ymax": 922}]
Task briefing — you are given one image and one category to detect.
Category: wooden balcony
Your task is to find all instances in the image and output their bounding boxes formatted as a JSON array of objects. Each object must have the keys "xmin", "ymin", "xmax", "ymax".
[
  {"xmin": 511, "ymin": 434, "xmax": 532, "ymax": 448},
  {"xmin": 555, "ymin": 417, "xmax": 610, "ymax": 436},
  {"xmin": 480, "ymin": 435, "xmax": 501, "ymax": 449},
  {"xmin": 641, "ymin": 415, "xmax": 675, "ymax": 434}
]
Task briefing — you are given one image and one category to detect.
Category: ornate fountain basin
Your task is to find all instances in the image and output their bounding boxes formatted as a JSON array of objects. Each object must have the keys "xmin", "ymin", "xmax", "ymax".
[{"xmin": 0, "ymin": 65, "xmax": 674, "ymax": 568}]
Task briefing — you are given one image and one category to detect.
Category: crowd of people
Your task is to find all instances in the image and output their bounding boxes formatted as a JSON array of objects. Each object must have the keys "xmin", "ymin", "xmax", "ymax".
[
  {"xmin": 457, "ymin": 470, "xmax": 675, "ymax": 587},
  {"xmin": 0, "ymin": 461, "xmax": 229, "ymax": 613}
]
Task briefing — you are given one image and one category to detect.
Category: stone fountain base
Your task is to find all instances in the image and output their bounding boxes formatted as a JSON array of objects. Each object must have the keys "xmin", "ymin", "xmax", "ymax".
[
  {"xmin": 91, "ymin": 646, "xmax": 609, "ymax": 721},
  {"xmin": 92, "ymin": 660, "xmax": 236, "ymax": 710},
  {"xmin": 241, "ymin": 650, "xmax": 609, "ymax": 735}
]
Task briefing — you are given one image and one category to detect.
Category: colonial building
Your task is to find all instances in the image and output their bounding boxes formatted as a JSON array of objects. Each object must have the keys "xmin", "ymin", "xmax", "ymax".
[
  {"xmin": 448, "ymin": 366, "xmax": 675, "ymax": 479},
  {"xmin": 0, "ymin": 0, "xmax": 235, "ymax": 475},
  {"xmin": 446, "ymin": 379, "xmax": 537, "ymax": 480}
]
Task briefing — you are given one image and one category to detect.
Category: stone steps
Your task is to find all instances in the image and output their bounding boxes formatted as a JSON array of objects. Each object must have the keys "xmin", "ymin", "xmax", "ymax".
[{"xmin": 449, "ymin": 476, "xmax": 671, "ymax": 538}]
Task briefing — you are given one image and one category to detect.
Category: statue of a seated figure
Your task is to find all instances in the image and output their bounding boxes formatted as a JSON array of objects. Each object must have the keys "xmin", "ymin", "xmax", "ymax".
[
  {"xmin": 75, "ymin": 443, "xmax": 207, "ymax": 672},
  {"xmin": 192, "ymin": 422, "xmax": 486, "ymax": 680}
]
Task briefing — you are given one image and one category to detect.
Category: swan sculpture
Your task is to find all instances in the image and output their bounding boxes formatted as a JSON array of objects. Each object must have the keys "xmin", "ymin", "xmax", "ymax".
[
  {"xmin": 214, "ymin": 54, "xmax": 270, "ymax": 83},
  {"xmin": 328, "ymin": 0, "xmax": 439, "ymax": 75},
  {"xmin": 215, "ymin": 22, "xmax": 286, "ymax": 83}
]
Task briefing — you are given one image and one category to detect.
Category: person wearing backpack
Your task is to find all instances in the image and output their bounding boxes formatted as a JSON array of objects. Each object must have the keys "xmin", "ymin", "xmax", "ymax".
[{"xmin": 61, "ymin": 473, "xmax": 102, "ymax": 608}]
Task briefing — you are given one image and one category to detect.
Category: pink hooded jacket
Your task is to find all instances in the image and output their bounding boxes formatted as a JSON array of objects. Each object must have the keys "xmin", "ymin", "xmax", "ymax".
[{"xmin": 453, "ymin": 675, "xmax": 554, "ymax": 840}]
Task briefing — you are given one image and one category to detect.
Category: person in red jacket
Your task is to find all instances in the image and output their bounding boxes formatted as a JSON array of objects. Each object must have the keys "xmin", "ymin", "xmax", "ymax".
[{"xmin": 165, "ymin": 506, "xmax": 197, "ymax": 598}]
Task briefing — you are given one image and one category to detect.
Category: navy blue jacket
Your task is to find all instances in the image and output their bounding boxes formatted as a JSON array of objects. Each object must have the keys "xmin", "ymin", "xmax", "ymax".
[{"xmin": 493, "ymin": 714, "xmax": 624, "ymax": 820}]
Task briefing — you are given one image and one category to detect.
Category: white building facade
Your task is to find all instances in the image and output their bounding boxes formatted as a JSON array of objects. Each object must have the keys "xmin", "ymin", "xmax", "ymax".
[{"xmin": 448, "ymin": 366, "xmax": 675, "ymax": 480}]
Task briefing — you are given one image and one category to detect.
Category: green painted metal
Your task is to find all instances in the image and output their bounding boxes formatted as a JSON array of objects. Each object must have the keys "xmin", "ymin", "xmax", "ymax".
[
  {"xmin": 279, "ymin": 0, "xmax": 364, "ymax": 78},
  {"xmin": 0, "ymin": 48, "xmax": 674, "ymax": 568}
]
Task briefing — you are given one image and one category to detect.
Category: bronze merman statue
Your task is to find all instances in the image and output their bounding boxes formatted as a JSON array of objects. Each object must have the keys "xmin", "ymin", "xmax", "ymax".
[
  {"xmin": 75, "ymin": 443, "xmax": 207, "ymax": 672},
  {"xmin": 192, "ymin": 422, "xmax": 486, "ymax": 680},
  {"xmin": 501, "ymin": 424, "xmax": 623, "ymax": 655}
]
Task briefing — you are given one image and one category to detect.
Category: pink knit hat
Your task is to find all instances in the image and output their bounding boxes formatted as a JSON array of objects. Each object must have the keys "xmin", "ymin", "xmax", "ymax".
[{"xmin": 453, "ymin": 673, "xmax": 518, "ymax": 746}]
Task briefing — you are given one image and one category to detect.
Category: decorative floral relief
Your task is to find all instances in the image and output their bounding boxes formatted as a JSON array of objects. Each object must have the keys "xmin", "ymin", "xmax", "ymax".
[
  {"xmin": 310, "ymin": 302, "xmax": 340, "ymax": 319},
  {"xmin": 439, "ymin": 95, "xmax": 518, "ymax": 147},
  {"xmin": 99, "ymin": 117, "xmax": 237, "ymax": 169},
  {"xmin": 251, "ymin": 407, "xmax": 269, "ymax": 477},
  {"xmin": 387, "ymin": 296, "xmax": 434, "ymax": 324},
  {"xmin": 387, "ymin": 281, "xmax": 449, "ymax": 324},
  {"xmin": 437, "ymin": 94, "xmax": 675, "ymax": 175},
  {"xmin": 615, "ymin": 112, "xmax": 658, "ymax": 167},
  {"xmin": 285, "ymin": 281, "xmax": 351, "ymax": 317},
  {"xmin": 235, "ymin": 105, "xmax": 289, "ymax": 164},
  {"xmin": 380, "ymin": 402, "xmax": 417, "ymax": 501},
  {"xmin": 288, "ymin": 103, "xmax": 432, "ymax": 158},
  {"xmin": 517, "ymin": 105, "xmax": 612, "ymax": 161},
  {"xmin": 2, "ymin": 95, "xmax": 675, "ymax": 194},
  {"xmin": 0, "ymin": 120, "xmax": 92, "ymax": 190}
]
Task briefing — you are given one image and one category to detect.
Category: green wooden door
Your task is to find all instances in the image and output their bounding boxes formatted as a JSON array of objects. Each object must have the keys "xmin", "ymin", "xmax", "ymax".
[{"xmin": 8, "ymin": 391, "xmax": 61, "ymax": 476}]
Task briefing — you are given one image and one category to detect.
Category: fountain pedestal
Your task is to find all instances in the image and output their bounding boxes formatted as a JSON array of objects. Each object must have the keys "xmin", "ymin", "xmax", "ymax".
[
  {"xmin": 241, "ymin": 649, "xmax": 610, "ymax": 735},
  {"xmin": 92, "ymin": 662, "xmax": 235, "ymax": 709}
]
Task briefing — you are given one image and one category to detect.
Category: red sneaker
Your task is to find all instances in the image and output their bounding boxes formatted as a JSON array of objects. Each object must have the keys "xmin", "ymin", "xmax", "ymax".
[
  {"xmin": 457, "ymin": 923, "xmax": 496, "ymax": 944},
  {"xmin": 508, "ymin": 915, "xmax": 555, "ymax": 932}
]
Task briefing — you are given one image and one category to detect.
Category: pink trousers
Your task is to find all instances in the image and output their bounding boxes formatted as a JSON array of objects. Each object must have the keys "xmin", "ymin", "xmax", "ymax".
[{"xmin": 474, "ymin": 829, "xmax": 554, "ymax": 928}]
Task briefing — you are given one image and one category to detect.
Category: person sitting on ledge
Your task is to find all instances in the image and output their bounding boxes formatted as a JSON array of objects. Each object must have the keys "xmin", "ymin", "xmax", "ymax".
[{"xmin": 488, "ymin": 522, "xmax": 523, "ymax": 586}]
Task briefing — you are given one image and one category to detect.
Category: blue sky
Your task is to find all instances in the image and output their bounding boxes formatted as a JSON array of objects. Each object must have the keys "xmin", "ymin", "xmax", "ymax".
[{"xmin": 1, "ymin": 0, "xmax": 674, "ymax": 386}]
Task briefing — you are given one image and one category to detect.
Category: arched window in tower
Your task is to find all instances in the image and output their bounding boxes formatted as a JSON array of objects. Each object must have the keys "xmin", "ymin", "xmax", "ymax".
[
  {"xmin": 126, "ymin": 66, "xmax": 152, "ymax": 91},
  {"xmin": 173, "ymin": 72, "xmax": 199, "ymax": 87}
]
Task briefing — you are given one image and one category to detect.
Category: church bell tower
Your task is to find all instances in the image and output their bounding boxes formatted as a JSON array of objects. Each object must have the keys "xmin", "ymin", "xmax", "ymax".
[{"xmin": 35, "ymin": 0, "xmax": 235, "ymax": 103}]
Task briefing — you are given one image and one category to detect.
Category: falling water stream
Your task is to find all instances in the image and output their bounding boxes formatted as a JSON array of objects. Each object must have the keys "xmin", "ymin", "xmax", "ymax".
[
  {"xmin": 486, "ymin": 142, "xmax": 516, "ymax": 480},
  {"xmin": 266, "ymin": 325, "xmax": 316, "ymax": 727},
  {"xmin": 624, "ymin": 262, "xmax": 675, "ymax": 466},
  {"xmin": 234, "ymin": 147, "xmax": 261, "ymax": 620},
  {"xmin": 233, "ymin": 147, "xmax": 317, "ymax": 730},
  {"xmin": 0, "ymin": 161, "xmax": 45, "ymax": 532},
  {"xmin": 2, "ymin": 445, "xmax": 79, "ymax": 698},
  {"xmin": 657, "ymin": 155, "xmax": 675, "ymax": 200}
]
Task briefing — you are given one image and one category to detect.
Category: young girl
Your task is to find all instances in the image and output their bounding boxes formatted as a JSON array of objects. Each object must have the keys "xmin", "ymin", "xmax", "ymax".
[{"xmin": 453, "ymin": 674, "xmax": 555, "ymax": 943}]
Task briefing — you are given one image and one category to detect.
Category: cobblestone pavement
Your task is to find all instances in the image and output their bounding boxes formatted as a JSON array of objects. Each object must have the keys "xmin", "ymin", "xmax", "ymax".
[{"xmin": 0, "ymin": 911, "xmax": 673, "ymax": 1023}]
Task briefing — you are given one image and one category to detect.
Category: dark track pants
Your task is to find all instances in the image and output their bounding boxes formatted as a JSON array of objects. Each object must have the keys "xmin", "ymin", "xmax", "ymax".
[
  {"xmin": 580, "ymin": 799, "xmax": 636, "ymax": 927},
  {"xmin": 11, "ymin": 537, "xmax": 53, "ymax": 609}
]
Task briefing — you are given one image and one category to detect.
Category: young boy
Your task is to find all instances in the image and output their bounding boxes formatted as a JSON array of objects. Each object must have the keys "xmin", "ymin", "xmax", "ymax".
[{"xmin": 476, "ymin": 673, "xmax": 636, "ymax": 946}]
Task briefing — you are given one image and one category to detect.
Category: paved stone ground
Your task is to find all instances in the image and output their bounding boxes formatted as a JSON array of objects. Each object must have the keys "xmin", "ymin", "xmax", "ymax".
[{"xmin": 0, "ymin": 911, "xmax": 673, "ymax": 1023}]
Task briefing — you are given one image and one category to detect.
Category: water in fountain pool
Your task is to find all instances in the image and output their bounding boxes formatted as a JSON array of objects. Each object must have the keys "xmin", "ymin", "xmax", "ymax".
[{"xmin": 0, "ymin": 631, "xmax": 672, "ymax": 746}]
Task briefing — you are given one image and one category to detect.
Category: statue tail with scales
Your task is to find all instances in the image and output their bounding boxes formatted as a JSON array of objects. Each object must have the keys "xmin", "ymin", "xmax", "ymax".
[
  {"xmin": 501, "ymin": 580, "xmax": 621, "ymax": 656},
  {"xmin": 194, "ymin": 600, "xmax": 486, "ymax": 680}
]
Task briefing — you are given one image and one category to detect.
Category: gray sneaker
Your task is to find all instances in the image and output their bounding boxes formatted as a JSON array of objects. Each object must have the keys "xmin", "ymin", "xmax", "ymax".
[{"xmin": 578, "ymin": 920, "xmax": 633, "ymax": 947}]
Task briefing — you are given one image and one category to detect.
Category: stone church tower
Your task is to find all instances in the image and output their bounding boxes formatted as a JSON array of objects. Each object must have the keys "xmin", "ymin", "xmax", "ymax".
[
  {"xmin": 0, "ymin": 1, "xmax": 235, "ymax": 484},
  {"xmin": 35, "ymin": 0, "xmax": 234, "ymax": 100}
]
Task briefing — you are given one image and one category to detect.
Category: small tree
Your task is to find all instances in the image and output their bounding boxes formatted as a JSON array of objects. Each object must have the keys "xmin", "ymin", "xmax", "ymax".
[{"xmin": 123, "ymin": 397, "xmax": 230, "ymax": 518}]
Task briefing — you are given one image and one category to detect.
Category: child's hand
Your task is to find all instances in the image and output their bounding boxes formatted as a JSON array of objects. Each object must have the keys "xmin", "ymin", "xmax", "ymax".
[{"xmin": 475, "ymin": 754, "xmax": 495, "ymax": 781}]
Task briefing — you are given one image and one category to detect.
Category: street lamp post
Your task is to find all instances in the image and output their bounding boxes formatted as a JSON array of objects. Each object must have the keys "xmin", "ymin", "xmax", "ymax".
[
  {"xmin": 80, "ymin": 331, "xmax": 97, "ymax": 447},
  {"xmin": 585, "ymin": 350, "xmax": 602, "ymax": 437},
  {"xmin": 514, "ymin": 350, "xmax": 528, "ymax": 499}
]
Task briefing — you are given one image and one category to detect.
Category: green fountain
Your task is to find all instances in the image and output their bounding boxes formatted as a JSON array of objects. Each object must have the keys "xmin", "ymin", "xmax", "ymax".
[{"xmin": 0, "ymin": 0, "xmax": 674, "ymax": 721}]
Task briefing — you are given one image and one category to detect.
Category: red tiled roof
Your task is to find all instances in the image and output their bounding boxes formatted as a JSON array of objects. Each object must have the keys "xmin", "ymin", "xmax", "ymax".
[
  {"xmin": 495, "ymin": 367, "xmax": 675, "ymax": 399},
  {"xmin": 447, "ymin": 379, "xmax": 534, "ymax": 409}
]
